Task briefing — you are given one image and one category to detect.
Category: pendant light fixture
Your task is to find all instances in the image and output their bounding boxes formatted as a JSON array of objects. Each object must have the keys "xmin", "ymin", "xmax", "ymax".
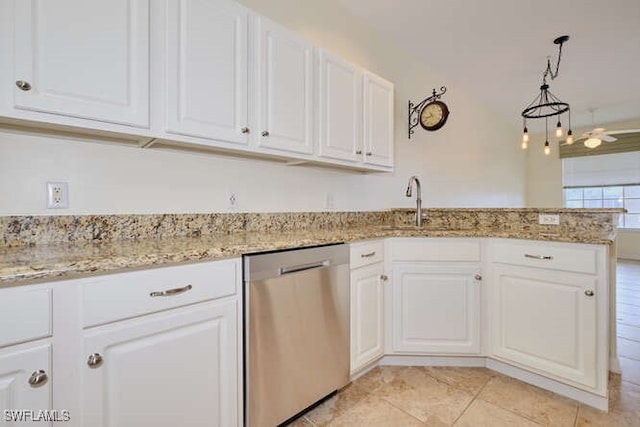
[{"xmin": 521, "ymin": 35, "xmax": 572, "ymax": 154}]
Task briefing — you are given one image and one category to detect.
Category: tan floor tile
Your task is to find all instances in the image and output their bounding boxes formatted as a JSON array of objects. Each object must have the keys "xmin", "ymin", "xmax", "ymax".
[
  {"xmin": 619, "ymin": 356, "xmax": 640, "ymax": 386},
  {"xmin": 372, "ymin": 366, "xmax": 474, "ymax": 425},
  {"xmin": 284, "ymin": 415, "xmax": 315, "ymax": 427},
  {"xmin": 575, "ymin": 404, "xmax": 640, "ymax": 427},
  {"xmin": 352, "ymin": 365, "xmax": 406, "ymax": 394},
  {"xmin": 424, "ymin": 366, "xmax": 495, "ymax": 395},
  {"xmin": 327, "ymin": 396, "xmax": 426, "ymax": 427},
  {"xmin": 304, "ymin": 382, "xmax": 368, "ymax": 426},
  {"xmin": 607, "ymin": 375, "xmax": 640, "ymax": 415},
  {"xmin": 454, "ymin": 399, "xmax": 542, "ymax": 427},
  {"xmin": 477, "ymin": 375, "xmax": 578, "ymax": 427}
]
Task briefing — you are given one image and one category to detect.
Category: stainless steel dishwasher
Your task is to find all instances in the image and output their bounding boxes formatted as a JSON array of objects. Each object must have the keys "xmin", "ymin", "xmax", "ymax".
[{"xmin": 243, "ymin": 244, "xmax": 350, "ymax": 427}]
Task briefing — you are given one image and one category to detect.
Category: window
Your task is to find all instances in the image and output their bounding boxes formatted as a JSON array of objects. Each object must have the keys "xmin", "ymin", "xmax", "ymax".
[{"xmin": 563, "ymin": 185, "xmax": 640, "ymax": 229}]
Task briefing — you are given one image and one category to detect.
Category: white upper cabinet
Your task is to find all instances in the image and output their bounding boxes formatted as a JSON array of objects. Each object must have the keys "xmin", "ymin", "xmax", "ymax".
[
  {"xmin": 254, "ymin": 15, "xmax": 315, "ymax": 155},
  {"xmin": 11, "ymin": 0, "xmax": 149, "ymax": 128},
  {"xmin": 318, "ymin": 51, "xmax": 362, "ymax": 163},
  {"xmin": 363, "ymin": 72, "xmax": 394, "ymax": 167},
  {"xmin": 164, "ymin": 0, "xmax": 249, "ymax": 145}
]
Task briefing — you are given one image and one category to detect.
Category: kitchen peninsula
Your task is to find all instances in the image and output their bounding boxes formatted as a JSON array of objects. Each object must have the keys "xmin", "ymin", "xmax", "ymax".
[{"xmin": 0, "ymin": 208, "xmax": 623, "ymax": 426}]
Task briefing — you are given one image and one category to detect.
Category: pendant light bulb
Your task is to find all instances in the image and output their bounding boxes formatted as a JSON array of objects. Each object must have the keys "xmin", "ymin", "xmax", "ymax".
[
  {"xmin": 544, "ymin": 140, "xmax": 551, "ymax": 156},
  {"xmin": 521, "ymin": 140, "xmax": 528, "ymax": 150},
  {"xmin": 566, "ymin": 129, "xmax": 574, "ymax": 145},
  {"xmin": 522, "ymin": 127, "xmax": 529, "ymax": 143},
  {"xmin": 555, "ymin": 120, "xmax": 563, "ymax": 138}
]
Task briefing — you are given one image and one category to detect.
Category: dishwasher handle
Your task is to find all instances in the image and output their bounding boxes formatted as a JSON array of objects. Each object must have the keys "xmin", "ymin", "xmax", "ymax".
[{"xmin": 279, "ymin": 260, "xmax": 330, "ymax": 275}]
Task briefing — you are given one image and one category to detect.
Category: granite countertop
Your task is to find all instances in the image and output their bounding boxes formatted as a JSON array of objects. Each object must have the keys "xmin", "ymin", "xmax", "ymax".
[{"xmin": 0, "ymin": 224, "xmax": 617, "ymax": 288}]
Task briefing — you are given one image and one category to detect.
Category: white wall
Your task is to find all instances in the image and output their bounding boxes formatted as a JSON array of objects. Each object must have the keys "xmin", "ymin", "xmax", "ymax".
[{"xmin": 0, "ymin": 0, "xmax": 524, "ymax": 216}]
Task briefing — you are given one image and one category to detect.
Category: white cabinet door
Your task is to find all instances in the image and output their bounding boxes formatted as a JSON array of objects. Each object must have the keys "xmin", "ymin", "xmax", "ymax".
[
  {"xmin": 318, "ymin": 51, "xmax": 361, "ymax": 163},
  {"xmin": 0, "ymin": 343, "xmax": 51, "ymax": 426},
  {"xmin": 255, "ymin": 16, "xmax": 314, "ymax": 155},
  {"xmin": 490, "ymin": 265, "xmax": 598, "ymax": 388},
  {"xmin": 351, "ymin": 263, "xmax": 384, "ymax": 373},
  {"xmin": 363, "ymin": 71, "xmax": 393, "ymax": 167},
  {"xmin": 392, "ymin": 263, "xmax": 480, "ymax": 354},
  {"xmin": 12, "ymin": 0, "xmax": 149, "ymax": 127},
  {"xmin": 82, "ymin": 298, "xmax": 239, "ymax": 427},
  {"xmin": 165, "ymin": 0, "xmax": 249, "ymax": 145}
]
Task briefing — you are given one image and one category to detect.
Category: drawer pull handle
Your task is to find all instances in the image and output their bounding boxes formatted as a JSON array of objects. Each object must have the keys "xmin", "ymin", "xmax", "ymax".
[
  {"xmin": 27, "ymin": 370, "xmax": 48, "ymax": 387},
  {"xmin": 380, "ymin": 274, "xmax": 389, "ymax": 281},
  {"xmin": 150, "ymin": 284, "xmax": 193, "ymax": 297},
  {"xmin": 584, "ymin": 289, "xmax": 595, "ymax": 297},
  {"xmin": 524, "ymin": 254, "xmax": 553, "ymax": 260},
  {"xmin": 356, "ymin": 150, "xmax": 363, "ymax": 155},
  {"xmin": 361, "ymin": 251, "xmax": 376, "ymax": 258},
  {"xmin": 87, "ymin": 353, "xmax": 104, "ymax": 368},
  {"xmin": 241, "ymin": 127, "xmax": 250, "ymax": 134}
]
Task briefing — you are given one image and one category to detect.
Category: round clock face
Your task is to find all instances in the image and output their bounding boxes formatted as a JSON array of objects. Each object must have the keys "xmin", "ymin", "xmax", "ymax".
[{"xmin": 419, "ymin": 101, "xmax": 450, "ymax": 131}]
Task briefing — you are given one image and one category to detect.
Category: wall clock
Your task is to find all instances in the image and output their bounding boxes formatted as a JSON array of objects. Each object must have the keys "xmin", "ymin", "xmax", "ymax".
[
  {"xmin": 408, "ymin": 86, "xmax": 449, "ymax": 139},
  {"xmin": 419, "ymin": 100, "xmax": 449, "ymax": 131}
]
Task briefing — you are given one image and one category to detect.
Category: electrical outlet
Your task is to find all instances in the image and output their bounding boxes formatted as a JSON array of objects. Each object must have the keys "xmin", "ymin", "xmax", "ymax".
[
  {"xmin": 325, "ymin": 193, "xmax": 335, "ymax": 210},
  {"xmin": 227, "ymin": 191, "xmax": 238, "ymax": 211},
  {"xmin": 47, "ymin": 182, "xmax": 69, "ymax": 209},
  {"xmin": 538, "ymin": 214, "xmax": 560, "ymax": 225}
]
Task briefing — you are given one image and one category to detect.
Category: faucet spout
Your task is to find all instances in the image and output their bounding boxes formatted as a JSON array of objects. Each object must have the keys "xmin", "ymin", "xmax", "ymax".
[{"xmin": 405, "ymin": 176, "xmax": 423, "ymax": 227}]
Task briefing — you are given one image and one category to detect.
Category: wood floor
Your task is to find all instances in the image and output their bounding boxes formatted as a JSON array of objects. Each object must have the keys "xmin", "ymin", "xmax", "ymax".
[{"xmin": 286, "ymin": 260, "xmax": 640, "ymax": 426}]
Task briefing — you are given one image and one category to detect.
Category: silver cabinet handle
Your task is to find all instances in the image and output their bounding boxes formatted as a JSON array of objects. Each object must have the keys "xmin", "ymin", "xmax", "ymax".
[
  {"xmin": 474, "ymin": 274, "xmax": 482, "ymax": 281},
  {"xmin": 380, "ymin": 274, "xmax": 389, "ymax": 281},
  {"xmin": 149, "ymin": 284, "xmax": 192, "ymax": 297},
  {"xmin": 361, "ymin": 251, "xmax": 376, "ymax": 258},
  {"xmin": 261, "ymin": 131, "xmax": 269, "ymax": 137},
  {"xmin": 524, "ymin": 254, "xmax": 553, "ymax": 260},
  {"xmin": 27, "ymin": 370, "xmax": 48, "ymax": 386},
  {"xmin": 366, "ymin": 152, "xmax": 372, "ymax": 156},
  {"xmin": 241, "ymin": 127, "xmax": 250, "ymax": 134},
  {"xmin": 87, "ymin": 353, "xmax": 104, "ymax": 368},
  {"xmin": 16, "ymin": 80, "xmax": 32, "ymax": 91},
  {"xmin": 356, "ymin": 150, "xmax": 363, "ymax": 155},
  {"xmin": 584, "ymin": 289, "xmax": 594, "ymax": 297}
]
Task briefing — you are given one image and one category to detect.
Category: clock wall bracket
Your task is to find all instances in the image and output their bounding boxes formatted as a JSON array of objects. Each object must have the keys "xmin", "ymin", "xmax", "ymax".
[{"xmin": 408, "ymin": 86, "xmax": 448, "ymax": 139}]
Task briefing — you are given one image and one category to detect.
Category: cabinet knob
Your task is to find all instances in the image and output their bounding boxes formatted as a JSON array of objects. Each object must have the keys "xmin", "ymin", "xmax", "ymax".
[
  {"xmin": 27, "ymin": 370, "xmax": 48, "ymax": 387},
  {"xmin": 474, "ymin": 274, "xmax": 482, "ymax": 281},
  {"xmin": 356, "ymin": 150, "xmax": 363, "ymax": 155},
  {"xmin": 380, "ymin": 274, "xmax": 389, "ymax": 281},
  {"xmin": 584, "ymin": 289, "xmax": 594, "ymax": 297},
  {"xmin": 87, "ymin": 353, "xmax": 104, "ymax": 368},
  {"xmin": 366, "ymin": 152, "xmax": 372, "ymax": 156},
  {"xmin": 241, "ymin": 127, "xmax": 250, "ymax": 134},
  {"xmin": 15, "ymin": 80, "xmax": 32, "ymax": 91},
  {"xmin": 261, "ymin": 131, "xmax": 269, "ymax": 137}
]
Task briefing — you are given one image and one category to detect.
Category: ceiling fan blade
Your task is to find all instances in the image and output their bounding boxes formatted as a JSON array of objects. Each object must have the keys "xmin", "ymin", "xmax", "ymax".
[
  {"xmin": 606, "ymin": 128, "xmax": 640, "ymax": 135},
  {"xmin": 600, "ymin": 135, "xmax": 617, "ymax": 142}
]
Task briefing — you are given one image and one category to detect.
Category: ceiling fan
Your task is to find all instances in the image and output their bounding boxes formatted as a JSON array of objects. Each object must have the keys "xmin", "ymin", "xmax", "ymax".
[{"xmin": 573, "ymin": 127, "xmax": 640, "ymax": 148}]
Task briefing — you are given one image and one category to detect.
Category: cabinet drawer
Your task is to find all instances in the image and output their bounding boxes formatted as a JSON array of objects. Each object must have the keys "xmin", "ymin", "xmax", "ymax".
[
  {"xmin": 350, "ymin": 241, "xmax": 384, "ymax": 269},
  {"xmin": 390, "ymin": 238, "xmax": 481, "ymax": 262},
  {"xmin": 490, "ymin": 241, "xmax": 598, "ymax": 274},
  {"xmin": 82, "ymin": 258, "xmax": 240, "ymax": 327},
  {"xmin": 0, "ymin": 287, "xmax": 51, "ymax": 347}
]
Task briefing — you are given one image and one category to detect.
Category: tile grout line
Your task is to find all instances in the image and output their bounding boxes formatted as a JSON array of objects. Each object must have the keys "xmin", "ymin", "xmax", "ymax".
[{"xmin": 450, "ymin": 377, "xmax": 492, "ymax": 425}]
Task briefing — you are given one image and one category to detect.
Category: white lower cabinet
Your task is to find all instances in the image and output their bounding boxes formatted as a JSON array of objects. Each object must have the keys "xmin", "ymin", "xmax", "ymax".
[
  {"xmin": 82, "ymin": 298, "xmax": 238, "ymax": 427},
  {"xmin": 0, "ymin": 343, "xmax": 52, "ymax": 426},
  {"xmin": 388, "ymin": 238, "xmax": 482, "ymax": 355},
  {"xmin": 350, "ymin": 241, "xmax": 385, "ymax": 374},
  {"xmin": 490, "ymin": 264, "xmax": 598, "ymax": 388},
  {"xmin": 392, "ymin": 263, "xmax": 481, "ymax": 354}
]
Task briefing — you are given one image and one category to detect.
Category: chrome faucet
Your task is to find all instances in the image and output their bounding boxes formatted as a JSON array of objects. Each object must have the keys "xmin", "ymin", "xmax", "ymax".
[{"xmin": 405, "ymin": 175, "xmax": 424, "ymax": 227}]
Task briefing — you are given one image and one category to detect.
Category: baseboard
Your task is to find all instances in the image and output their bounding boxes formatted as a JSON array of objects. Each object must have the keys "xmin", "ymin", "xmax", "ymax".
[{"xmin": 379, "ymin": 354, "xmax": 487, "ymax": 367}]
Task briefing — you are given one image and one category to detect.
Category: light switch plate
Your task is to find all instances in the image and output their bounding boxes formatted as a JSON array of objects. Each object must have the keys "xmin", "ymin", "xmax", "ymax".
[{"xmin": 538, "ymin": 214, "xmax": 560, "ymax": 225}]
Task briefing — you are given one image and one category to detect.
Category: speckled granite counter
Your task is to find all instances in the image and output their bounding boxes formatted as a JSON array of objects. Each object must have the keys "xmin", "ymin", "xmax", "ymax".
[{"xmin": 0, "ymin": 208, "xmax": 623, "ymax": 287}]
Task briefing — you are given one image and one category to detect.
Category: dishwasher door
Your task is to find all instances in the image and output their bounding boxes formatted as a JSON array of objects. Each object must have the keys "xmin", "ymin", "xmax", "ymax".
[{"xmin": 244, "ymin": 244, "xmax": 350, "ymax": 427}]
